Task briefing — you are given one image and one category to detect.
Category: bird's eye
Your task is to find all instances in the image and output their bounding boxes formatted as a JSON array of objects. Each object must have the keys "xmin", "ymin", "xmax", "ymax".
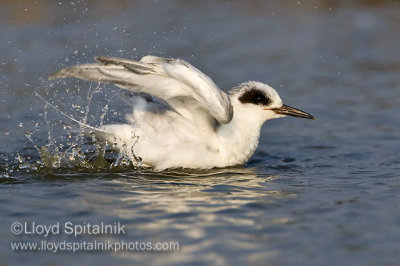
[{"xmin": 239, "ymin": 89, "xmax": 271, "ymax": 106}]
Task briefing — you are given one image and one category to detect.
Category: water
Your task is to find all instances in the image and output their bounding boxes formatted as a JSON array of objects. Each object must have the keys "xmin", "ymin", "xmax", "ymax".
[{"xmin": 1, "ymin": 1, "xmax": 400, "ymax": 265}]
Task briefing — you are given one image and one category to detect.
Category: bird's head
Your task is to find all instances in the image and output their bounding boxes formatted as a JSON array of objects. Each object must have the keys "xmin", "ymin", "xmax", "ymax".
[{"xmin": 230, "ymin": 81, "xmax": 315, "ymax": 123}]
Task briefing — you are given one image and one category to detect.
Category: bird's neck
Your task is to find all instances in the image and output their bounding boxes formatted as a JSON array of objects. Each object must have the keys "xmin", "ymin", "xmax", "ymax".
[{"xmin": 217, "ymin": 106, "xmax": 265, "ymax": 166}]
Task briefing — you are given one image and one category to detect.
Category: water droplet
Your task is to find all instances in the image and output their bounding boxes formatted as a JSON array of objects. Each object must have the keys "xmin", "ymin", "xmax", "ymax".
[{"xmin": 15, "ymin": 154, "xmax": 24, "ymax": 163}]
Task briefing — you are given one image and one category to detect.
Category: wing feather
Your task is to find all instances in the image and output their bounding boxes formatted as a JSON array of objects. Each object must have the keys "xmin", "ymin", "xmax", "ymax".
[{"xmin": 49, "ymin": 55, "xmax": 233, "ymax": 124}]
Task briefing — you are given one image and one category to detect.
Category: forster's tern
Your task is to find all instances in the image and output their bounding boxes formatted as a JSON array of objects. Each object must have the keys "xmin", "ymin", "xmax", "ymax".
[{"xmin": 50, "ymin": 55, "xmax": 315, "ymax": 170}]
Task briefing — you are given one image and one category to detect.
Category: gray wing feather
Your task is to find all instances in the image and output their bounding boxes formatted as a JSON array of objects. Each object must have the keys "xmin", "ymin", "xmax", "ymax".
[{"xmin": 49, "ymin": 55, "xmax": 233, "ymax": 124}]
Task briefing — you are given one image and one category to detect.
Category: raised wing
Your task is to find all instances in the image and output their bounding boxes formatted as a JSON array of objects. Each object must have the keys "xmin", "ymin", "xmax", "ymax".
[{"xmin": 49, "ymin": 55, "xmax": 233, "ymax": 124}]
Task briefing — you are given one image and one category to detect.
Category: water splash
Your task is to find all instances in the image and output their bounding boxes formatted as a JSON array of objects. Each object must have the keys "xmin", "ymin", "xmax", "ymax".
[{"xmin": 20, "ymin": 84, "xmax": 142, "ymax": 173}]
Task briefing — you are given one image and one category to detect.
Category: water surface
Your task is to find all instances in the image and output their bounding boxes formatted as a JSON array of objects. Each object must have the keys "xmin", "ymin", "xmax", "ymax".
[{"xmin": 1, "ymin": 1, "xmax": 400, "ymax": 265}]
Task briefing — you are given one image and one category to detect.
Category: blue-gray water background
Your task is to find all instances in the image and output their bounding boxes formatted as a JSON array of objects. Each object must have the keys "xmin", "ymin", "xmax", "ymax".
[{"xmin": 1, "ymin": 0, "xmax": 400, "ymax": 265}]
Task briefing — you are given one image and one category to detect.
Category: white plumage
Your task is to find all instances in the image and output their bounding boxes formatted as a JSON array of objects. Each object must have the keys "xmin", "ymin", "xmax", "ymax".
[{"xmin": 50, "ymin": 55, "xmax": 315, "ymax": 171}]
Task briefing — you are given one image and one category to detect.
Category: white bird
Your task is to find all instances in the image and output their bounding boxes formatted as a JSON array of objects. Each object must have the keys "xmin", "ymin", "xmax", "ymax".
[{"xmin": 49, "ymin": 55, "xmax": 315, "ymax": 171}]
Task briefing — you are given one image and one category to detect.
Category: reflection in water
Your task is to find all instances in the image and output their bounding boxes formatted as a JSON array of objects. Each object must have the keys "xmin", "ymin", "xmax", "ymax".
[
  {"xmin": 55, "ymin": 168, "xmax": 294, "ymax": 264},
  {"xmin": 2, "ymin": 166, "xmax": 296, "ymax": 264},
  {"xmin": 60, "ymin": 167, "xmax": 288, "ymax": 222}
]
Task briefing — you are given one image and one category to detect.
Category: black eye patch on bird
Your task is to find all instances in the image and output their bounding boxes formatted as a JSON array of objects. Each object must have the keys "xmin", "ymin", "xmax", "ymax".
[{"xmin": 238, "ymin": 89, "xmax": 271, "ymax": 106}]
